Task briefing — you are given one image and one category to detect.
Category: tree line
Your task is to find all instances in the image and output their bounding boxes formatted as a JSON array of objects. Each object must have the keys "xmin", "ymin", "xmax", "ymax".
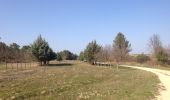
[
  {"xmin": 79, "ymin": 32, "xmax": 170, "ymax": 66},
  {"xmin": 0, "ymin": 42, "xmax": 33, "ymax": 69},
  {"xmin": 56, "ymin": 50, "xmax": 77, "ymax": 61},
  {"xmin": 0, "ymin": 42, "xmax": 33, "ymax": 63},
  {"xmin": 0, "ymin": 35, "xmax": 77, "ymax": 67},
  {"xmin": 0, "ymin": 33, "xmax": 169, "ymax": 67}
]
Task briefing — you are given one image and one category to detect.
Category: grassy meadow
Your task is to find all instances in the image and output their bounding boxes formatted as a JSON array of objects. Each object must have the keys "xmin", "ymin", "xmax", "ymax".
[{"xmin": 0, "ymin": 61, "xmax": 160, "ymax": 100}]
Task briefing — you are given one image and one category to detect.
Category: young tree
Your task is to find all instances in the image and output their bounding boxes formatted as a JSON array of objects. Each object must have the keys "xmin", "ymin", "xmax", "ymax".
[
  {"xmin": 21, "ymin": 45, "xmax": 31, "ymax": 52},
  {"xmin": 166, "ymin": 45, "xmax": 170, "ymax": 58},
  {"xmin": 96, "ymin": 45, "xmax": 113, "ymax": 62},
  {"xmin": 31, "ymin": 35, "xmax": 55, "ymax": 65},
  {"xmin": 113, "ymin": 32, "xmax": 131, "ymax": 62},
  {"xmin": 167, "ymin": 45, "xmax": 170, "ymax": 64},
  {"xmin": 79, "ymin": 51, "xmax": 84, "ymax": 61},
  {"xmin": 9, "ymin": 43, "xmax": 20, "ymax": 63},
  {"xmin": 84, "ymin": 40, "xmax": 101, "ymax": 64},
  {"xmin": 148, "ymin": 34, "xmax": 169, "ymax": 64},
  {"xmin": 0, "ymin": 42, "xmax": 7, "ymax": 63},
  {"xmin": 56, "ymin": 53, "xmax": 63, "ymax": 61},
  {"xmin": 149, "ymin": 34, "xmax": 163, "ymax": 57},
  {"xmin": 21, "ymin": 45, "xmax": 32, "ymax": 62},
  {"xmin": 10, "ymin": 43, "xmax": 20, "ymax": 50},
  {"xmin": 156, "ymin": 50, "xmax": 168, "ymax": 64}
]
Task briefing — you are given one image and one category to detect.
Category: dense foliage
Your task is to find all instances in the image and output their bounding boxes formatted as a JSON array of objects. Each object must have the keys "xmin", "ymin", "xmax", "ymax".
[
  {"xmin": 156, "ymin": 50, "xmax": 168, "ymax": 64},
  {"xmin": 136, "ymin": 54, "xmax": 149, "ymax": 64},
  {"xmin": 79, "ymin": 51, "xmax": 84, "ymax": 61},
  {"xmin": 56, "ymin": 53, "xmax": 63, "ymax": 61},
  {"xmin": 57, "ymin": 50, "xmax": 77, "ymax": 60},
  {"xmin": 31, "ymin": 35, "xmax": 56, "ymax": 65},
  {"xmin": 84, "ymin": 40, "xmax": 101, "ymax": 64}
]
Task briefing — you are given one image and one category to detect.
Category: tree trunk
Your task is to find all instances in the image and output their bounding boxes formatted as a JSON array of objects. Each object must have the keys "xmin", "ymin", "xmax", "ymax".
[
  {"xmin": 47, "ymin": 61, "xmax": 49, "ymax": 65},
  {"xmin": 25, "ymin": 63, "xmax": 26, "ymax": 69},
  {"xmin": 17, "ymin": 62, "xmax": 18, "ymax": 70},
  {"xmin": 43, "ymin": 61, "xmax": 47, "ymax": 65},
  {"xmin": 21, "ymin": 63, "xmax": 22, "ymax": 70},
  {"xmin": 116, "ymin": 61, "xmax": 119, "ymax": 70},
  {"xmin": 6, "ymin": 62, "xmax": 7, "ymax": 70},
  {"xmin": 11, "ymin": 63, "xmax": 13, "ymax": 70}
]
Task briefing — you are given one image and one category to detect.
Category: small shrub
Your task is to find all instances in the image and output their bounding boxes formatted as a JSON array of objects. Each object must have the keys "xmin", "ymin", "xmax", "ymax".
[
  {"xmin": 136, "ymin": 54, "xmax": 149, "ymax": 64},
  {"xmin": 56, "ymin": 53, "xmax": 62, "ymax": 61},
  {"xmin": 156, "ymin": 50, "xmax": 168, "ymax": 64},
  {"xmin": 79, "ymin": 51, "xmax": 84, "ymax": 61}
]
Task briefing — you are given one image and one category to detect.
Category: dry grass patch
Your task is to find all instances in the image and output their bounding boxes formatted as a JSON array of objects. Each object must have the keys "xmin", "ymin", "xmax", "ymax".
[{"xmin": 0, "ymin": 61, "xmax": 160, "ymax": 100}]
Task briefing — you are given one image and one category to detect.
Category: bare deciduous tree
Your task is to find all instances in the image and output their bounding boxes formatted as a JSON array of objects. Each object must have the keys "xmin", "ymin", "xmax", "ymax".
[
  {"xmin": 96, "ymin": 45, "xmax": 113, "ymax": 62},
  {"xmin": 166, "ymin": 45, "xmax": 170, "ymax": 64},
  {"xmin": 167, "ymin": 45, "xmax": 170, "ymax": 57},
  {"xmin": 149, "ymin": 34, "xmax": 163, "ymax": 57},
  {"xmin": 0, "ymin": 42, "xmax": 7, "ymax": 63}
]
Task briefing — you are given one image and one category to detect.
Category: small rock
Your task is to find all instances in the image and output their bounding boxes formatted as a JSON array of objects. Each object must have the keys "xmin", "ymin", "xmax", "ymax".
[
  {"xmin": 11, "ymin": 96, "xmax": 15, "ymax": 100},
  {"xmin": 11, "ymin": 84, "xmax": 15, "ymax": 87},
  {"xmin": 41, "ymin": 90, "xmax": 46, "ymax": 94}
]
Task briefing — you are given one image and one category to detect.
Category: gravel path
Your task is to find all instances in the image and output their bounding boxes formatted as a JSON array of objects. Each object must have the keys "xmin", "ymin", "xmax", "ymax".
[{"xmin": 121, "ymin": 65, "xmax": 170, "ymax": 100}]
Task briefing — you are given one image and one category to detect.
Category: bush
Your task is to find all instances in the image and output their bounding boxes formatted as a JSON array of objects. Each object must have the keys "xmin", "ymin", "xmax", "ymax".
[
  {"xmin": 56, "ymin": 53, "xmax": 62, "ymax": 61},
  {"xmin": 136, "ymin": 54, "xmax": 149, "ymax": 64},
  {"xmin": 156, "ymin": 50, "xmax": 168, "ymax": 64},
  {"xmin": 57, "ymin": 50, "xmax": 77, "ymax": 60},
  {"xmin": 79, "ymin": 51, "xmax": 84, "ymax": 61}
]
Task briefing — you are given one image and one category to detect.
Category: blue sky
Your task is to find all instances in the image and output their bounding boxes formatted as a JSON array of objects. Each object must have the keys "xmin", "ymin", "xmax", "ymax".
[{"xmin": 0, "ymin": 0, "xmax": 170, "ymax": 54}]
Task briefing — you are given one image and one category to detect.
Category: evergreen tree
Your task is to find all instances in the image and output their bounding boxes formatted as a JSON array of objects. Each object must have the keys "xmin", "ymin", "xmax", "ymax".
[
  {"xmin": 79, "ymin": 51, "xmax": 84, "ymax": 61},
  {"xmin": 156, "ymin": 50, "xmax": 168, "ymax": 64},
  {"xmin": 31, "ymin": 35, "xmax": 55, "ymax": 65},
  {"xmin": 56, "ymin": 53, "xmax": 62, "ymax": 61},
  {"xmin": 84, "ymin": 40, "xmax": 101, "ymax": 64},
  {"xmin": 59, "ymin": 50, "xmax": 77, "ymax": 60},
  {"xmin": 113, "ymin": 32, "xmax": 131, "ymax": 61},
  {"xmin": 47, "ymin": 48, "xmax": 56, "ymax": 63}
]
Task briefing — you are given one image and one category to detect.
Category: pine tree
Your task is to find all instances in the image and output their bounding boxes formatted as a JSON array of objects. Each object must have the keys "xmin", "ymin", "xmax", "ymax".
[
  {"xmin": 79, "ymin": 51, "xmax": 84, "ymax": 61},
  {"xmin": 84, "ymin": 40, "xmax": 101, "ymax": 64},
  {"xmin": 31, "ymin": 35, "xmax": 55, "ymax": 65},
  {"xmin": 113, "ymin": 32, "xmax": 131, "ymax": 62}
]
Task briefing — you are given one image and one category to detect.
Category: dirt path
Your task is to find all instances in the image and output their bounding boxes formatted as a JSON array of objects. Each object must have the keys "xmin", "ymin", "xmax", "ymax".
[{"xmin": 121, "ymin": 65, "xmax": 170, "ymax": 100}]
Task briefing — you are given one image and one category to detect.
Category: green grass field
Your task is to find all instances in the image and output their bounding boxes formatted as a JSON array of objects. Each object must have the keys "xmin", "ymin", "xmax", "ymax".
[{"xmin": 0, "ymin": 61, "xmax": 160, "ymax": 100}]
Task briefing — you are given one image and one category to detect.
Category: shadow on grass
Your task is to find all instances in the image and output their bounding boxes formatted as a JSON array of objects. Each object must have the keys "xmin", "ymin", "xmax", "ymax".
[
  {"xmin": 118, "ymin": 66, "xmax": 137, "ymax": 70},
  {"xmin": 108, "ymin": 65, "xmax": 137, "ymax": 70},
  {"xmin": 47, "ymin": 63, "xmax": 73, "ymax": 67}
]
